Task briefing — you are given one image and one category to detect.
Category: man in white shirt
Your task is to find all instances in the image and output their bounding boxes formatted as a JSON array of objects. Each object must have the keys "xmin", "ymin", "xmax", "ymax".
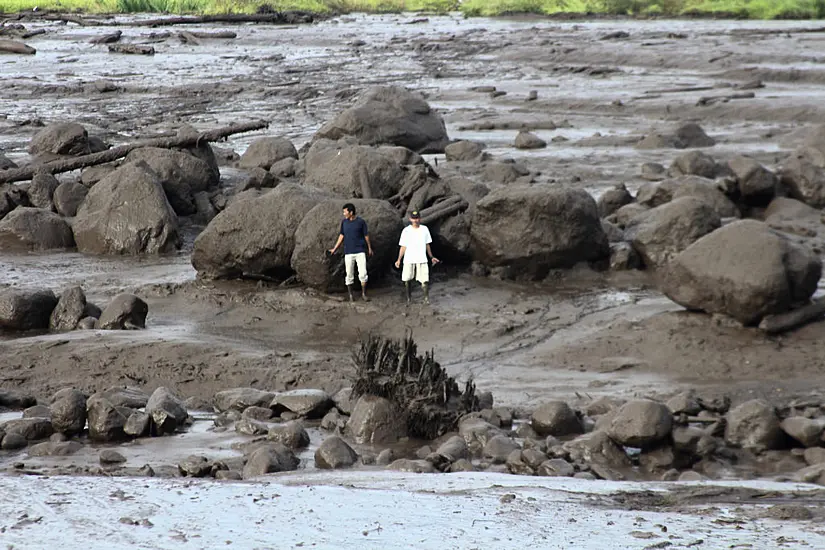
[{"xmin": 394, "ymin": 210, "xmax": 440, "ymax": 305}]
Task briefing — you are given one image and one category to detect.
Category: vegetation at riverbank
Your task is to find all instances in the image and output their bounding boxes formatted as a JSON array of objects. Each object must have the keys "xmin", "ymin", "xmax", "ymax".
[{"xmin": 0, "ymin": 0, "xmax": 823, "ymax": 18}]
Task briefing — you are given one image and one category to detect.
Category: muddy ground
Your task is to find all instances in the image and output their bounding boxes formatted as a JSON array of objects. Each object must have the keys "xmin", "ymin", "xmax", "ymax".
[{"xmin": 3, "ymin": 14, "xmax": 825, "ymax": 411}]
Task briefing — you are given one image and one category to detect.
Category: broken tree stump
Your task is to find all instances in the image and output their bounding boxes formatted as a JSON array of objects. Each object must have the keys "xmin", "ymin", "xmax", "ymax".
[
  {"xmin": 0, "ymin": 120, "xmax": 269, "ymax": 184},
  {"xmin": 90, "ymin": 30, "xmax": 122, "ymax": 44},
  {"xmin": 351, "ymin": 332, "xmax": 480, "ymax": 440}
]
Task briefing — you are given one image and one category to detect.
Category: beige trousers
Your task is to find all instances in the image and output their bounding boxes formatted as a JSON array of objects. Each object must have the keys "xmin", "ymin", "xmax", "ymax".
[
  {"xmin": 345, "ymin": 253, "xmax": 368, "ymax": 285},
  {"xmin": 402, "ymin": 262, "xmax": 429, "ymax": 284}
]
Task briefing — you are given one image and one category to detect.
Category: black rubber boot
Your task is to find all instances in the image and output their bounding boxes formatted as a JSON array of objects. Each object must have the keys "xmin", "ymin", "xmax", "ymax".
[
  {"xmin": 422, "ymin": 283, "xmax": 430, "ymax": 305},
  {"xmin": 361, "ymin": 283, "xmax": 369, "ymax": 302},
  {"xmin": 404, "ymin": 282, "xmax": 412, "ymax": 305},
  {"xmin": 347, "ymin": 285, "xmax": 354, "ymax": 302}
]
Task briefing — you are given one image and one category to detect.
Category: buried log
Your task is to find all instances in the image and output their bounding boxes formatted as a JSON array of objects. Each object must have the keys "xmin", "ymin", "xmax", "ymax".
[
  {"xmin": 758, "ymin": 299, "xmax": 825, "ymax": 334},
  {"xmin": 351, "ymin": 332, "xmax": 480, "ymax": 440},
  {"xmin": 177, "ymin": 32, "xmax": 201, "ymax": 46},
  {"xmin": 90, "ymin": 31, "xmax": 122, "ymax": 44},
  {"xmin": 0, "ymin": 120, "xmax": 268, "ymax": 184},
  {"xmin": 697, "ymin": 92, "xmax": 755, "ymax": 106},
  {"xmin": 420, "ymin": 195, "xmax": 469, "ymax": 225},
  {"xmin": 0, "ymin": 39, "xmax": 35, "ymax": 55},
  {"xmin": 108, "ymin": 43, "xmax": 154, "ymax": 56}
]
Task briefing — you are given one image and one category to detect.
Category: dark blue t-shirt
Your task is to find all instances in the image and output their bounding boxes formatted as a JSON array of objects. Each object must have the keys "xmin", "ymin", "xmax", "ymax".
[{"xmin": 340, "ymin": 217, "xmax": 369, "ymax": 254}]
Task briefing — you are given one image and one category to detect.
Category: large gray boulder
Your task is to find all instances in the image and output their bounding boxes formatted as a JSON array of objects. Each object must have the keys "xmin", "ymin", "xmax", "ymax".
[
  {"xmin": 780, "ymin": 153, "xmax": 825, "ymax": 208},
  {"xmin": 291, "ymin": 199, "xmax": 403, "ymax": 291},
  {"xmin": 240, "ymin": 137, "xmax": 298, "ymax": 170},
  {"xmin": 2, "ymin": 417, "xmax": 54, "ymax": 441},
  {"xmin": 97, "ymin": 293, "xmax": 148, "ymax": 330},
  {"xmin": 725, "ymin": 399, "xmax": 783, "ymax": 451},
  {"xmin": 563, "ymin": 431, "xmax": 631, "ymax": 467},
  {"xmin": 86, "ymin": 397, "xmax": 127, "ymax": 441},
  {"xmin": 303, "ymin": 140, "xmax": 406, "ymax": 200},
  {"xmin": 91, "ymin": 386, "xmax": 150, "ymax": 409},
  {"xmin": 145, "ymin": 387, "xmax": 188, "ymax": 434},
  {"xmin": 192, "ymin": 183, "xmax": 327, "ymax": 279},
  {"xmin": 49, "ymin": 388, "xmax": 87, "ymax": 436},
  {"xmin": 73, "ymin": 161, "xmax": 180, "ymax": 254},
  {"xmin": 661, "ymin": 220, "xmax": 822, "ymax": 325},
  {"xmin": 597, "ymin": 184, "xmax": 633, "ymax": 218},
  {"xmin": 636, "ymin": 123, "xmax": 715, "ymax": 150},
  {"xmin": 470, "ymin": 186, "xmax": 608, "ymax": 278},
  {"xmin": 267, "ymin": 421, "xmax": 310, "ymax": 449},
  {"xmin": 669, "ymin": 151, "xmax": 719, "ymax": 179},
  {"xmin": 315, "ymin": 86, "xmax": 449, "ymax": 153},
  {"xmin": 0, "ymin": 207, "xmax": 75, "ymax": 250},
  {"xmin": 670, "ymin": 176, "xmax": 740, "ymax": 218},
  {"xmin": 28, "ymin": 122, "xmax": 89, "ymax": 156},
  {"xmin": 28, "ymin": 173, "xmax": 59, "ymax": 210},
  {"xmin": 214, "ymin": 388, "xmax": 277, "ymax": 412},
  {"xmin": 126, "ymin": 148, "xmax": 218, "ymax": 216},
  {"xmin": 607, "ymin": 400, "xmax": 673, "ymax": 449},
  {"xmin": 49, "ymin": 286, "xmax": 87, "ymax": 331},
  {"xmin": 531, "ymin": 401, "xmax": 582, "ymax": 437},
  {"xmin": 315, "ymin": 436, "xmax": 359, "ymax": 469},
  {"xmin": 242, "ymin": 443, "xmax": 300, "ymax": 479},
  {"xmin": 53, "ymin": 180, "xmax": 88, "ymax": 217},
  {"xmin": 625, "ymin": 197, "xmax": 721, "ymax": 269},
  {"xmin": 728, "ymin": 156, "xmax": 777, "ymax": 205},
  {"xmin": 346, "ymin": 395, "xmax": 406, "ymax": 445},
  {"xmin": 269, "ymin": 390, "xmax": 333, "ymax": 419},
  {"xmin": 0, "ymin": 289, "xmax": 58, "ymax": 330}
]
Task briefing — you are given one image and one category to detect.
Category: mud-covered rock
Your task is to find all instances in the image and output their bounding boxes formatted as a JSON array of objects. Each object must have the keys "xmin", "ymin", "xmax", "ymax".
[
  {"xmin": 124, "ymin": 411, "xmax": 151, "ymax": 437},
  {"xmin": 626, "ymin": 197, "xmax": 721, "ymax": 268},
  {"xmin": 126, "ymin": 148, "xmax": 218, "ymax": 216},
  {"xmin": 91, "ymin": 386, "xmax": 149, "ymax": 409},
  {"xmin": 22, "ymin": 405, "xmax": 50, "ymax": 418},
  {"xmin": 49, "ymin": 388, "xmax": 87, "ymax": 436},
  {"xmin": 321, "ymin": 409, "xmax": 347, "ymax": 432},
  {"xmin": 346, "ymin": 395, "xmax": 406, "ymax": 444},
  {"xmin": 666, "ymin": 391, "xmax": 701, "ymax": 416},
  {"xmin": 725, "ymin": 399, "xmax": 783, "ymax": 451},
  {"xmin": 531, "ymin": 401, "xmax": 583, "ymax": 437},
  {"xmin": 537, "ymin": 458, "xmax": 575, "ymax": 477},
  {"xmin": 445, "ymin": 140, "xmax": 484, "ymax": 161},
  {"xmin": 607, "ymin": 400, "xmax": 673, "ymax": 449},
  {"xmin": 291, "ymin": 199, "xmax": 403, "ymax": 291},
  {"xmin": 192, "ymin": 183, "xmax": 327, "ymax": 279},
  {"xmin": 242, "ymin": 443, "xmax": 299, "ymax": 478},
  {"xmin": 728, "ymin": 155, "xmax": 777, "ymax": 205},
  {"xmin": 458, "ymin": 417, "xmax": 503, "ymax": 451},
  {"xmin": 86, "ymin": 397, "xmax": 127, "ymax": 441},
  {"xmin": 49, "ymin": 286, "xmax": 87, "ymax": 331},
  {"xmin": 0, "ymin": 289, "xmax": 58, "ymax": 330},
  {"xmin": 635, "ymin": 179, "xmax": 680, "ymax": 208},
  {"xmin": 315, "ymin": 435, "xmax": 359, "ymax": 469},
  {"xmin": 267, "ymin": 421, "xmax": 310, "ymax": 449},
  {"xmin": 0, "ymin": 207, "xmax": 75, "ymax": 250},
  {"xmin": 28, "ymin": 172, "xmax": 59, "ymax": 210},
  {"xmin": 563, "ymin": 431, "xmax": 630, "ymax": 466},
  {"xmin": 270, "ymin": 390, "xmax": 333, "ymax": 419},
  {"xmin": 0, "ymin": 153, "xmax": 18, "ymax": 171},
  {"xmin": 0, "ymin": 390, "xmax": 36, "ymax": 410},
  {"xmin": 239, "ymin": 137, "xmax": 298, "ymax": 170},
  {"xmin": 483, "ymin": 160, "xmax": 531, "ymax": 185},
  {"xmin": 28, "ymin": 122, "xmax": 89, "ymax": 156},
  {"xmin": 640, "ymin": 162, "xmax": 667, "ymax": 181},
  {"xmin": 670, "ymin": 176, "xmax": 740, "ymax": 218},
  {"xmin": 610, "ymin": 203, "xmax": 650, "ymax": 228},
  {"xmin": 432, "ymin": 212, "xmax": 473, "ymax": 264},
  {"xmin": 662, "ymin": 220, "xmax": 822, "ymax": 325},
  {"xmin": 597, "ymin": 184, "xmax": 633, "ymax": 218},
  {"xmin": 97, "ymin": 293, "xmax": 148, "ymax": 330},
  {"xmin": 505, "ymin": 449, "xmax": 534, "ymax": 475},
  {"xmin": 303, "ymin": 140, "xmax": 406, "ymax": 200},
  {"xmin": 781, "ymin": 416, "xmax": 824, "ymax": 448},
  {"xmin": 780, "ymin": 153, "xmax": 825, "ymax": 208},
  {"xmin": 483, "ymin": 435, "xmax": 520, "ymax": 464},
  {"xmin": 269, "ymin": 157, "xmax": 297, "ymax": 178},
  {"xmin": 387, "ymin": 458, "xmax": 437, "ymax": 473},
  {"xmin": 100, "ymin": 449, "xmax": 127, "ymax": 465},
  {"xmin": 178, "ymin": 455, "xmax": 211, "ymax": 477},
  {"xmin": 242, "ymin": 406, "xmax": 274, "ymax": 421},
  {"xmin": 471, "ymin": 186, "xmax": 608, "ymax": 278},
  {"xmin": 235, "ymin": 417, "xmax": 270, "ymax": 436},
  {"xmin": 215, "ymin": 388, "xmax": 277, "ymax": 412},
  {"xmin": 804, "ymin": 447, "xmax": 825, "ymax": 466},
  {"xmin": 73, "ymin": 161, "xmax": 180, "ymax": 254},
  {"xmin": 2, "ymin": 417, "xmax": 54, "ymax": 442},
  {"xmin": 514, "ymin": 131, "xmax": 546, "ymax": 150},
  {"xmin": 28, "ymin": 440, "xmax": 82, "ymax": 457},
  {"xmin": 315, "ymin": 86, "xmax": 449, "ymax": 153},
  {"xmin": 434, "ymin": 435, "xmax": 470, "ymax": 463},
  {"xmin": 145, "ymin": 387, "xmax": 188, "ymax": 434}
]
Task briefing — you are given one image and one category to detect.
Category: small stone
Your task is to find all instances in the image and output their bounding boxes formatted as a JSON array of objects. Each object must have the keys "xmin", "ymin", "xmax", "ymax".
[
  {"xmin": 483, "ymin": 435, "xmax": 520, "ymax": 464},
  {"xmin": 375, "ymin": 449, "xmax": 395, "ymax": 466},
  {"xmin": 315, "ymin": 436, "xmax": 358, "ymax": 469},
  {"xmin": 215, "ymin": 470, "xmax": 243, "ymax": 481},
  {"xmin": 678, "ymin": 471, "xmax": 707, "ymax": 482},
  {"xmin": 514, "ymin": 131, "xmax": 547, "ymax": 150},
  {"xmin": 537, "ymin": 458, "xmax": 575, "ymax": 477}
]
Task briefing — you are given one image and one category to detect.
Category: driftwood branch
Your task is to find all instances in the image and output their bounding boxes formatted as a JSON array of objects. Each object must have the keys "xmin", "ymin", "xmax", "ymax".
[
  {"xmin": 759, "ymin": 299, "xmax": 825, "ymax": 334},
  {"xmin": 108, "ymin": 43, "xmax": 154, "ymax": 55},
  {"xmin": 128, "ymin": 14, "xmax": 311, "ymax": 28},
  {"xmin": 0, "ymin": 120, "xmax": 269, "ymax": 184},
  {"xmin": 0, "ymin": 39, "xmax": 35, "ymax": 54}
]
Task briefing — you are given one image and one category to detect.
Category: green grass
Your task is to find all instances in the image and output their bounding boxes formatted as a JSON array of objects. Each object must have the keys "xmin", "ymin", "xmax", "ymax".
[{"xmin": 0, "ymin": 0, "xmax": 823, "ymax": 18}]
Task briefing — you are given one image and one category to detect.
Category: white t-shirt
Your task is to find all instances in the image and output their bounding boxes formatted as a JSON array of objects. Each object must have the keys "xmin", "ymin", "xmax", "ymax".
[{"xmin": 399, "ymin": 225, "xmax": 432, "ymax": 265}]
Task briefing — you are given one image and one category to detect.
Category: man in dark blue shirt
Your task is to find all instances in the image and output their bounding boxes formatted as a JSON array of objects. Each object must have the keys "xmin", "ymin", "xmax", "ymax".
[{"xmin": 329, "ymin": 203, "xmax": 373, "ymax": 301}]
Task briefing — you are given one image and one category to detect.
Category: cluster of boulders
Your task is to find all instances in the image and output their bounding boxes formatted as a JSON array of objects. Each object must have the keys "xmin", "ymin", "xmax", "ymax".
[
  {"xmin": 0, "ymin": 386, "xmax": 188, "ymax": 458},
  {"xmin": 0, "ymin": 287, "xmax": 147, "ymax": 331},
  {"xmin": 596, "ymin": 125, "xmax": 825, "ymax": 326}
]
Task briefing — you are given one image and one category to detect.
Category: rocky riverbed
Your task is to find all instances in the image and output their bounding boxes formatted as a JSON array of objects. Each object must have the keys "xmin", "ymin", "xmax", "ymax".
[{"xmin": 4, "ymin": 10, "xmax": 825, "ymax": 548}]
